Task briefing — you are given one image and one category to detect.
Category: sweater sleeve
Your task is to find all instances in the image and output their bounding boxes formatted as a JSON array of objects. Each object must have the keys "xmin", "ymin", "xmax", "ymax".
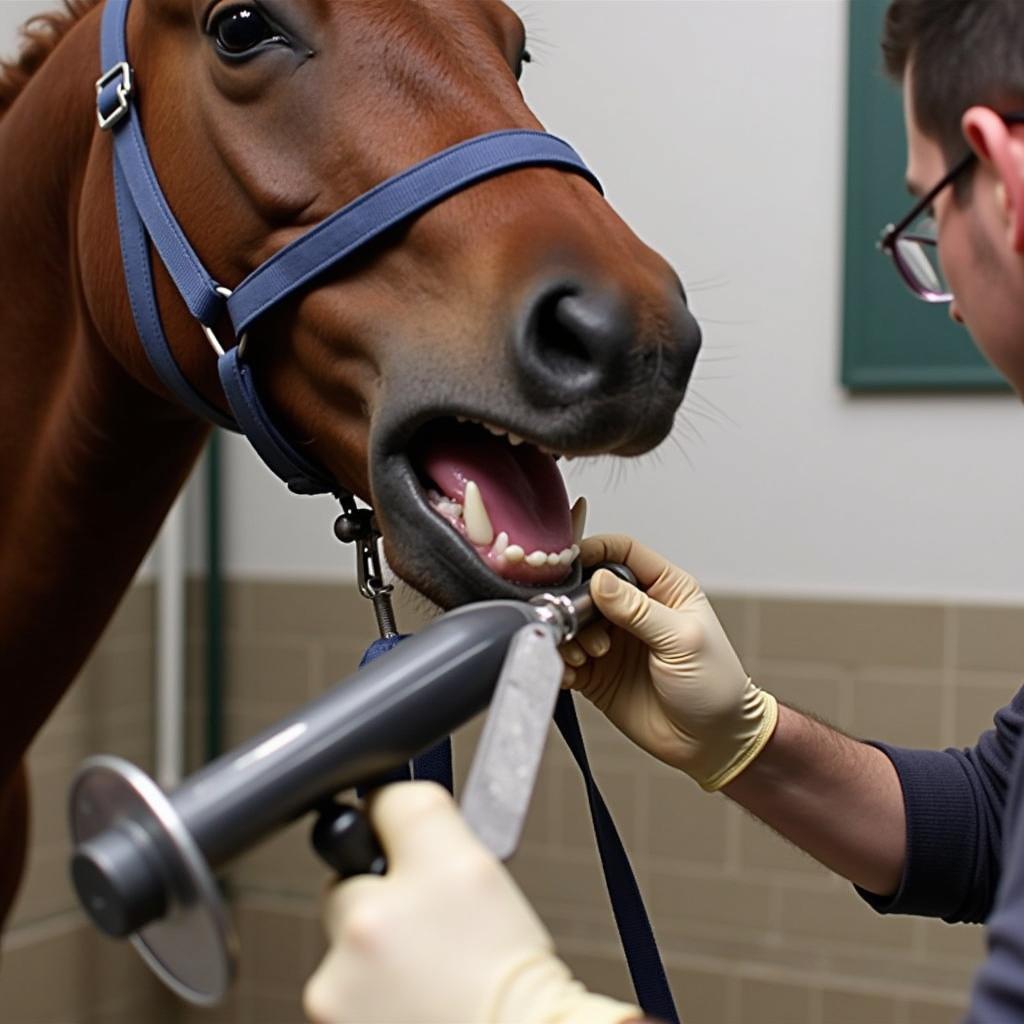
[
  {"xmin": 964, "ymin": 735, "xmax": 1024, "ymax": 1021},
  {"xmin": 854, "ymin": 686, "xmax": 1024, "ymax": 924}
]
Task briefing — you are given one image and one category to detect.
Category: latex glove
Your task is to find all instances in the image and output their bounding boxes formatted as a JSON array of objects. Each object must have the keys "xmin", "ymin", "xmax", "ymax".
[
  {"xmin": 564, "ymin": 534, "xmax": 777, "ymax": 791},
  {"xmin": 303, "ymin": 782, "xmax": 642, "ymax": 1024}
]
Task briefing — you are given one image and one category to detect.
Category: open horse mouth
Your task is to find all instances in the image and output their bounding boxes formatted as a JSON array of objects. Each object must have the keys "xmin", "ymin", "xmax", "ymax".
[
  {"xmin": 374, "ymin": 410, "xmax": 601, "ymax": 605},
  {"xmin": 409, "ymin": 417, "xmax": 581, "ymax": 588}
]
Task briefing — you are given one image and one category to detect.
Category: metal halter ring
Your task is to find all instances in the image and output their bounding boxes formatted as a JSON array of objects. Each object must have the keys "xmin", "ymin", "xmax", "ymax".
[
  {"xmin": 201, "ymin": 287, "xmax": 249, "ymax": 360},
  {"xmin": 96, "ymin": 61, "xmax": 133, "ymax": 131}
]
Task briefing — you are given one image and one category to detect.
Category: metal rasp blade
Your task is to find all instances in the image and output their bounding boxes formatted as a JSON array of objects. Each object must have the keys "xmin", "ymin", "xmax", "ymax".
[{"xmin": 460, "ymin": 621, "xmax": 563, "ymax": 861}]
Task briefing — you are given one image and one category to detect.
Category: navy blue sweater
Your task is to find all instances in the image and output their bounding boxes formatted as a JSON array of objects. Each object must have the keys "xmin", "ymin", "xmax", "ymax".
[{"xmin": 857, "ymin": 686, "xmax": 1024, "ymax": 1018}]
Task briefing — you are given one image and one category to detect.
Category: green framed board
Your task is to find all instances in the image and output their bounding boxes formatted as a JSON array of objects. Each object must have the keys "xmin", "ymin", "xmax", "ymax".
[{"xmin": 841, "ymin": 0, "xmax": 1008, "ymax": 391}]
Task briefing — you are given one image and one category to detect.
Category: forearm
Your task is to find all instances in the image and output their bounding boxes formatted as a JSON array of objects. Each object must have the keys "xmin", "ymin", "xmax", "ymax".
[{"xmin": 722, "ymin": 704, "xmax": 906, "ymax": 896}]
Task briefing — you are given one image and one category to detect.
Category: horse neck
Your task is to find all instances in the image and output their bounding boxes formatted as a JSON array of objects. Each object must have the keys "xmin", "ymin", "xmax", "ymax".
[{"xmin": 0, "ymin": 10, "xmax": 208, "ymax": 771}]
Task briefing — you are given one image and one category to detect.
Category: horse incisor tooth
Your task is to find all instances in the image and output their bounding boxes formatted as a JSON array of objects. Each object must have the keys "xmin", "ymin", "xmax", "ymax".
[
  {"xmin": 571, "ymin": 496, "xmax": 588, "ymax": 546},
  {"xmin": 463, "ymin": 480, "xmax": 494, "ymax": 546}
]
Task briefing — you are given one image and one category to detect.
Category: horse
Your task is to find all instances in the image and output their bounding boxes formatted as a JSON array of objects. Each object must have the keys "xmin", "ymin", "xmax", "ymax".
[{"xmin": 0, "ymin": 0, "xmax": 701, "ymax": 929}]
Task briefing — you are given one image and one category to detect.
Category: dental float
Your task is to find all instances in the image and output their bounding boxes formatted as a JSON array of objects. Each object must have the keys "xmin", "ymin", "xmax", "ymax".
[{"xmin": 67, "ymin": 530, "xmax": 631, "ymax": 1006}]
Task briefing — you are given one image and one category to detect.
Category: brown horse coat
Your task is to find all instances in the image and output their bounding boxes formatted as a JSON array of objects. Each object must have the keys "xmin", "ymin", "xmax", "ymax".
[{"xmin": 0, "ymin": 0, "xmax": 699, "ymax": 926}]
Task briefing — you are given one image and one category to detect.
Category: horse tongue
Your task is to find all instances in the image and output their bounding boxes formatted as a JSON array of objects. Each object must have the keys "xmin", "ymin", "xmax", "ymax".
[{"xmin": 418, "ymin": 424, "xmax": 573, "ymax": 556}]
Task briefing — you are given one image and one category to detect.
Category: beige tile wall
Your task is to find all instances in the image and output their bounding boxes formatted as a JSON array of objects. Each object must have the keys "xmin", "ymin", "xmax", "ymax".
[
  {"xmin": 209, "ymin": 584, "xmax": 1007, "ymax": 1024},
  {"xmin": 0, "ymin": 583, "xmax": 177, "ymax": 1024},
  {"xmin": 5, "ymin": 580, "xmax": 1019, "ymax": 1024}
]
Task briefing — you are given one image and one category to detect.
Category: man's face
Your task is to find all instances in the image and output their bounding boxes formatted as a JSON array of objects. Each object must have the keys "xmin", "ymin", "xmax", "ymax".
[{"xmin": 902, "ymin": 73, "xmax": 1024, "ymax": 396}]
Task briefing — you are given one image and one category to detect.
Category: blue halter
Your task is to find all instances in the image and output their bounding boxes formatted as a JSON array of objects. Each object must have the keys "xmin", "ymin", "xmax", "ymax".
[
  {"xmin": 96, "ymin": 4, "xmax": 680, "ymax": 1021},
  {"xmin": 96, "ymin": 0, "xmax": 601, "ymax": 496}
]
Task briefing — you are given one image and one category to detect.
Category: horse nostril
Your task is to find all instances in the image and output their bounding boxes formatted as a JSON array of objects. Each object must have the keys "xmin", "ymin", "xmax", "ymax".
[{"xmin": 515, "ymin": 284, "xmax": 633, "ymax": 404}]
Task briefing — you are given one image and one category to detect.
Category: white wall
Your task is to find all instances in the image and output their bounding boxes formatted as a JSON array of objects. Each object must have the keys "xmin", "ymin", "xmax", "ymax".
[
  {"xmin": 5, "ymin": 1, "xmax": 1023, "ymax": 601},
  {"xmin": 218, "ymin": 0, "xmax": 1024, "ymax": 602}
]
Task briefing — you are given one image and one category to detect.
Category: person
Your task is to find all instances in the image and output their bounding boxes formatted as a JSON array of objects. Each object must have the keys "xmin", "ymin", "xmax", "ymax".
[{"xmin": 304, "ymin": 0, "xmax": 1024, "ymax": 1020}]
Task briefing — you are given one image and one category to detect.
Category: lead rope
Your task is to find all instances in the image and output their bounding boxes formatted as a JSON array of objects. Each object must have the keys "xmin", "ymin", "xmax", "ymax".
[{"xmin": 337, "ymin": 511, "xmax": 678, "ymax": 1022}]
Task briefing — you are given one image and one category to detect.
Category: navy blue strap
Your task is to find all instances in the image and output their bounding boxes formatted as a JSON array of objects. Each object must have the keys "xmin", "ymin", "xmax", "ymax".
[
  {"xmin": 112, "ymin": 156, "xmax": 239, "ymax": 430},
  {"xmin": 409, "ymin": 737, "xmax": 454, "ymax": 791},
  {"xmin": 217, "ymin": 348, "xmax": 335, "ymax": 495},
  {"xmin": 358, "ymin": 634, "xmax": 408, "ymax": 667},
  {"xmin": 554, "ymin": 691, "xmax": 680, "ymax": 1024},
  {"xmin": 101, "ymin": 0, "xmax": 238, "ymax": 430},
  {"xmin": 99, "ymin": 0, "xmax": 226, "ymax": 327},
  {"xmin": 226, "ymin": 130, "xmax": 602, "ymax": 335}
]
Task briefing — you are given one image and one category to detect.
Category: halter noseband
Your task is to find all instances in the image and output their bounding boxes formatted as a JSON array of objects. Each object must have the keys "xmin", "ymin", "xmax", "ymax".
[{"xmin": 96, "ymin": 0, "xmax": 602, "ymax": 497}]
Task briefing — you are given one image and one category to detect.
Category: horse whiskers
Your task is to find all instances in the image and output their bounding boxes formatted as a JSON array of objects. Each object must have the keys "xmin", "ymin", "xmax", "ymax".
[
  {"xmin": 683, "ymin": 388, "xmax": 740, "ymax": 430},
  {"xmin": 681, "ymin": 274, "xmax": 730, "ymax": 294},
  {"xmin": 387, "ymin": 570, "xmax": 443, "ymax": 628}
]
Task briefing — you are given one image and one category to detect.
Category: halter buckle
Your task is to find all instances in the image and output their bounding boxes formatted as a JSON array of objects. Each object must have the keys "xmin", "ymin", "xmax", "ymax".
[
  {"xmin": 202, "ymin": 287, "xmax": 249, "ymax": 360},
  {"xmin": 96, "ymin": 62, "xmax": 133, "ymax": 131}
]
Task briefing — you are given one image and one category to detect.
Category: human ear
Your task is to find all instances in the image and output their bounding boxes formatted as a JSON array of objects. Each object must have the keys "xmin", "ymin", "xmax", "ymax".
[{"xmin": 962, "ymin": 106, "xmax": 1024, "ymax": 252}]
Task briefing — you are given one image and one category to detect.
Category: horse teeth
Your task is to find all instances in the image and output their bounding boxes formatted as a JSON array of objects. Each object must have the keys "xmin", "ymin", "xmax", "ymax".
[
  {"xmin": 557, "ymin": 547, "xmax": 573, "ymax": 565},
  {"xmin": 570, "ymin": 496, "xmax": 587, "ymax": 546},
  {"xmin": 463, "ymin": 480, "xmax": 494, "ymax": 546},
  {"xmin": 453, "ymin": 418, "xmax": 535, "ymax": 450},
  {"xmin": 504, "ymin": 544, "xmax": 525, "ymax": 563},
  {"xmin": 525, "ymin": 550, "xmax": 548, "ymax": 567},
  {"xmin": 492, "ymin": 531, "xmax": 509, "ymax": 556},
  {"xmin": 546, "ymin": 552, "xmax": 561, "ymax": 566},
  {"xmin": 570, "ymin": 544, "xmax": 580, "ymax": 560}
]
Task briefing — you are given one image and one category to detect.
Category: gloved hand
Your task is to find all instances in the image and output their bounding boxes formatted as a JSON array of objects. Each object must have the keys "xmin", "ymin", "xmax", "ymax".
[
  {"xmin": 563, "ymin": 534, "xmax": 777, "ymax": 791},
  {"xmin": 303, "ymin": 782, "xmax": 642, "ymax": 1024}
]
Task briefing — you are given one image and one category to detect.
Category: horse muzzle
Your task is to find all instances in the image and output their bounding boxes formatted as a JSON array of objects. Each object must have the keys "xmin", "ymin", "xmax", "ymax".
[
  {"xmin": 513, "ymin": 275, "xmax": 702, "ymax": 414},
  {"xmin": 368, "ymin": 297, "xmax": 701, "ymax": 608}
]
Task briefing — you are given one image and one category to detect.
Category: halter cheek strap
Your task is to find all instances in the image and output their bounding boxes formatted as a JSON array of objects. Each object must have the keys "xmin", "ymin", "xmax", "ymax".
[{"xmin": 96, "ymin": 0, "xmax": 602, "ymax": 495}]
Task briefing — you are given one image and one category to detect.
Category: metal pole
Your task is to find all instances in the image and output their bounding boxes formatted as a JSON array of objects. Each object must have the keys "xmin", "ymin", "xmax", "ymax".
[
  {"xmin": 204, "ymin": 434, "xmax": 224, "ymax": 763},
  {"xmin": 156, "ymin": 494, "xmax": 186, "ymax": 789}
]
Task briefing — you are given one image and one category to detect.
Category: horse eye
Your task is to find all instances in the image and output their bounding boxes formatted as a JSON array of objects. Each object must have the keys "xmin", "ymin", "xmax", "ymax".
[{"xmin": 209, "ymin": 5, "xmax": 287, "ymax": 58}]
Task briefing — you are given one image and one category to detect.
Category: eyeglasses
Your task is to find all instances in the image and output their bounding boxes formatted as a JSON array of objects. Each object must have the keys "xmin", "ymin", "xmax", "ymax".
[
  {"xmin": 878, "ymin": 112, "xmax": 1024, "ymax": 303},
  {"xmin": 878, "ymin": 151, "xmax": 974, "ymax": 303}
]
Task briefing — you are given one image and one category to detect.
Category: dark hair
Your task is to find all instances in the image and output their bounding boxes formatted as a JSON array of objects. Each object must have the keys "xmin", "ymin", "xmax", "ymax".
[{"xmin": 883, "ymin": 0, "xmax": 1024, "ymax": 164}]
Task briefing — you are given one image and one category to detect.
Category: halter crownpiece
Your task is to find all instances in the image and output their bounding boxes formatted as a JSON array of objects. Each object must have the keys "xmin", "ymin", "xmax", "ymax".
[{"xmin": 96, "ymin": 0, "xmax": 602, "ymax": 496}]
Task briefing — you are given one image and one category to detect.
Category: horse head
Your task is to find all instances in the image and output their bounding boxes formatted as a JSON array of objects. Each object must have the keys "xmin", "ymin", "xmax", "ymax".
[{"xmin": 84, "ymin": 0, "xmax": 702, "ymax": 607}]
